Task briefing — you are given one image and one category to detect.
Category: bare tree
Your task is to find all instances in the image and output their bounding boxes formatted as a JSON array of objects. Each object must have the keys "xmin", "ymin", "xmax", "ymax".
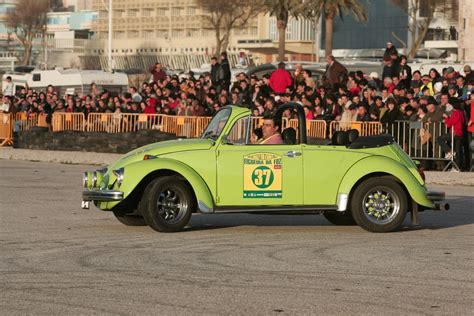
[
  {"xmin": 196, "ymin": 0, "xmax": 265, "ymax": 56},
  {"xmin": 391, "ymin": 0, "xmax": 456, "ymax": 59},
  {"xmin": 5, "ymin": 0, "xmax": 50, "ymax": 65}
]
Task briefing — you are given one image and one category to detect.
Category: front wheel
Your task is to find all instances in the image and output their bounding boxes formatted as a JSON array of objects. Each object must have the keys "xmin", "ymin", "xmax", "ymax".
[
  {"xmin": 142, "ymin": 176, "xmax": 195, "ymax": 232},
  {"xmin": 350, "ymin": 177, "xmax": 408, "ymax": 232}
]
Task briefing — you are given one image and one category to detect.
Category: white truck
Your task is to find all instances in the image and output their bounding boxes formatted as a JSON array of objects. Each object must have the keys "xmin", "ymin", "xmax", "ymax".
[{"xmin": 2, "ymin": 68, "xmax": 129, "ymax": 96}]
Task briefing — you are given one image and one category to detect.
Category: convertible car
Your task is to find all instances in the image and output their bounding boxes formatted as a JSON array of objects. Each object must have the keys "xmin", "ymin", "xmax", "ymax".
[{"xmin": 82, "ymin": 103, "xmax": 448, "ymax": 233}]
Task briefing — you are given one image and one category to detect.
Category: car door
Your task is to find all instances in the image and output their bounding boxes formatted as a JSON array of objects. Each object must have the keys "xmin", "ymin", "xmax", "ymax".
[{"xmin": 216, "ymin": 115, "xmax": 304, "ymax": 207}]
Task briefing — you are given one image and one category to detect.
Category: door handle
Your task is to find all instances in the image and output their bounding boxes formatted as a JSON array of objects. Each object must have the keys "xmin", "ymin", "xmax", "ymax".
[{"xmin": 284, "ymin": 151, "xmax": 302, "ymax": 158}]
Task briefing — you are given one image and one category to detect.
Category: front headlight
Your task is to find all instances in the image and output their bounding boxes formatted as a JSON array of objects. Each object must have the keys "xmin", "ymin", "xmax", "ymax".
[{"xmin": 113, "ymin": 168, "xmax": 124, "ymax": 188}]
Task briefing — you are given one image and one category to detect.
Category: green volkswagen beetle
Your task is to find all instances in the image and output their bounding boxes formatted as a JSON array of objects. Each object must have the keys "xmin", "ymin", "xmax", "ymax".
[{"xmin": 82, "ymin": 103, "xmax": 448, "ymax": 233}]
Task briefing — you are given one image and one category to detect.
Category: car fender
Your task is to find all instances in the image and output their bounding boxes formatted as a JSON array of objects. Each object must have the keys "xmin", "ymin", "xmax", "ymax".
[
  {"xmin": 111, "ymin": 158, "xmax": 215, "ymax": 213},
  {"xmin": 337, "ymin": 156, "xmax": 434, "ymax": 209}
]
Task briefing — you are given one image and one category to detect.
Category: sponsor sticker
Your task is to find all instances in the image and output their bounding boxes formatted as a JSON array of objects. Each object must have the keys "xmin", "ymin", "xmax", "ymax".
[{"xmin": 243, "ymin": 153, "xmax": 282, "ymax": 198}]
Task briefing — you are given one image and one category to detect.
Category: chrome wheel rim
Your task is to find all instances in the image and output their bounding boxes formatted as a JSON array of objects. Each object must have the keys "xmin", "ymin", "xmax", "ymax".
[
  {"xmin": 157, "ymin": 188, "xmax": 187, "ymax": 224},
  {"xmin": 361, "ymin": 186, "xmax": 400, "ymax": 224}
]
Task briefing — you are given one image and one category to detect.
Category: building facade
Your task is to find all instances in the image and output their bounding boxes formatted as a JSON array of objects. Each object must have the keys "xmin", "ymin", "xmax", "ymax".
[
  {"xmin": 88, "ymin": 0, "xmax": 262, "ymax": 57},
  {"xmin": 458, "ymin": 0, "xmax": 474, "ymax": 61}
]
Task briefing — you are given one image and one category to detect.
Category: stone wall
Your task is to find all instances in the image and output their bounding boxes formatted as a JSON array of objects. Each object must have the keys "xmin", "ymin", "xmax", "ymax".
[{"xmin": 13, "ymin": 129, "xmax": 178, "ymax": 154}]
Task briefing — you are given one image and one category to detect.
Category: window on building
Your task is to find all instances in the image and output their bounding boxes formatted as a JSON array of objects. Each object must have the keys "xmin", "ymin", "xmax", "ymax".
[
  {"xmin": 143, "ymin": 8, "xmax": 153, "ymax": 17},
  {"xmin": 114, "ymin": 10, "xmax": 124, "ymax": 18},
  {"xmin": 250, "ymin": 27, "xmax": 258, "ymax": 36},
  {"xmin": 114, "ymin": 31, "xmax": 125, "ymax": 39},
  {"xmin": 157, "ymin": 8, "xmax": 168, "ymax": 16},
  {"xmin": 128, "ymin": 9, "xmax": 139, "ymax": 17},
  {"xmin": 171, "ymin": 7, "xmax": 182, "ymax": 16},
  {"xmin": 172, "ymin": 29, "xmax": 184, "ymax": 37},
  {"xmin": 144, "ymin": 30, "xmax": 155, "ymax": 39},
  {"xmin": 187, "ymin": 6, "xmax": 196, "ymax": 15},
  {"xmin": 128, "ymin": 31, "xmax": 139, "ymax": 38}
]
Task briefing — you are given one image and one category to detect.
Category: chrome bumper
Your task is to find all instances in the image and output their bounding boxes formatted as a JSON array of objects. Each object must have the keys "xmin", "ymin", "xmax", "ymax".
[
  {"xmin": 426, "ymin": 191, "xmax": 449, "ymax": 211},
  {"xmin": 82, "ymin": 189, "xmax": 124, "ymax": 202}
]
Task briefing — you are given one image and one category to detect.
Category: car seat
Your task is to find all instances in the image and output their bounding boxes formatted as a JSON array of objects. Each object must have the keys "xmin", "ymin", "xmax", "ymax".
[{"xmin": 282, "ymin": 127, "xmax": 297, "ymax": 145}]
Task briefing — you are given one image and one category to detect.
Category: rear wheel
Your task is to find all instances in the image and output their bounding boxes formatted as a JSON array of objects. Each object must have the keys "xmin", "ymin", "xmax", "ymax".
[
  {"xmin": 323, "ymin": 211, "xmax": 356, "ymax": 226},
  {"xmin": 142, "ymin": 176, "xmax": 195, "ymax": 232},
  {"xmin": 350, "ymin": 177, "xmax": 408, "ymax": 232}
]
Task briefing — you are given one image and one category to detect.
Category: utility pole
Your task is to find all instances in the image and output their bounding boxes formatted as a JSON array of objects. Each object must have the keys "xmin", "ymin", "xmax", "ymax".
[
  {"xmin": 108, "ymin": 0, "xmax": 113, "ymax": 72},
  {"xmin": 168, "ymin": 1, "xmax": 172, "ymax": 69}
]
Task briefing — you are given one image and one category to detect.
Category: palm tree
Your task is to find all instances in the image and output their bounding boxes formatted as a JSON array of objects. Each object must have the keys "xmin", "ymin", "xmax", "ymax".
[
  {"xmin": 312, "ymin": 0, "xmax": 368, "ymax": 58},
  {"xmin": 264, "ymin": 0, "xmax": 310, "ymax": 62}
]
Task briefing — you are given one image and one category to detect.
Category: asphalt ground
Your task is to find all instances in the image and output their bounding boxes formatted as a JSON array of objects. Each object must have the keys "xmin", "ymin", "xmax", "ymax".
[{"xmin": 0, "ymin": 159, "xmax": 473, "ymax": 315}]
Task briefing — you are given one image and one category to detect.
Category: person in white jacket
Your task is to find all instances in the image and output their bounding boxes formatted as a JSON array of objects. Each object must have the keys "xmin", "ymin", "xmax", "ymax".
[{"xmin": 2, "ymin": 76, "xmax": 14, "ymax": 97}]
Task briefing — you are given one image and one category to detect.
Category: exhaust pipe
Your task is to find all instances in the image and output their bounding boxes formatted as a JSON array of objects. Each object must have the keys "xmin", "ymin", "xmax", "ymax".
[{"xmin": 434, "ymin": 203, "xmax": 450, "ymax": 211}]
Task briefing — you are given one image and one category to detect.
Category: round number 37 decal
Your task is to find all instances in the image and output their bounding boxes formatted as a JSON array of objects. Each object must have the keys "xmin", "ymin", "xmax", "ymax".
[{"xmin": 244, "ymin": 153, "xmax": 282, "ymax": 198}]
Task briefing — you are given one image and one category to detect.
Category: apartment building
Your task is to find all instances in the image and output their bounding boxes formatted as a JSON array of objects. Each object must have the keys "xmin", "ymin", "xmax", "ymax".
[{"xmin": 88, "ymin": 0, "xmax": 262, "ymax": 57}]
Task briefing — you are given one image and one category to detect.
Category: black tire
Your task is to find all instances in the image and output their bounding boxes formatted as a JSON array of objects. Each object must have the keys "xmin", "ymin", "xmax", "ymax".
[
  {"xmin": 350, "ymin": 177, "xmax": 408, "ymax": 233},
  {"xmin": 142, "ymin": 176, "xmax": 195, "ymax": 232},
  {"xmin": 112, "ymin": 209, "xmax": 147, "ymax": 226},
  {"xmin": 323, "ymin": 211, "xmax": 357, "ymax": 226}
]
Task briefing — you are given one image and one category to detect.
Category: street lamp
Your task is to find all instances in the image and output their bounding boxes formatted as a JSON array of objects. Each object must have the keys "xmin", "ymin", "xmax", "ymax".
[{"xmin": 100, "ymin": 0, "xmax": 113, "ymax": 72}]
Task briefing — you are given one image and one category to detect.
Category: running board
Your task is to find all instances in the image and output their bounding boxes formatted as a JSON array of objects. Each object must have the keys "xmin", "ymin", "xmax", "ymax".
[{"xmin": 214, "ymin": 205, "xmax": 338, "ymax": 214}]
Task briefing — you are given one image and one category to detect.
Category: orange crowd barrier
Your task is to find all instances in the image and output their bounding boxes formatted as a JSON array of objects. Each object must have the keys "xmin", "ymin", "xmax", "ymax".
[
  {"xmin": 160, "ymin": 115, "xmax": 211, "ymax": 138},
  {"xmin": 0, "ymin": 113, "xmax": 13, "ymax": 146},
  {"xmin": 87, "ymin": 113, "xmax": 164, "ymax": 133},
  {"xmin": 330, "ymin": 121, "xmax": 383, "ymax": 138},
  {"xmin": 14, "ymin": 113, "xmax": 42, "ymax": 131},
  {"xmin": 51, "ymin": 113, "xmax": 85, "ymax": 132}
]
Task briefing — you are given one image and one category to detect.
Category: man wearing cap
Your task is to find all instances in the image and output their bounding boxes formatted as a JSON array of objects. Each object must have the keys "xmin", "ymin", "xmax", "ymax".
[
  {"xmin": 384, "ymin": 41, "xmax": 398, "ymax": 58},
  {"xmin": 422, "ymin": 97, "xmax": 444, "ymax": 123},
  {"xmin": 269, "ymin": 62, "xmax": 293, "ymax": 95},
  {"xmin": 420, "ymin": 75, "xmax": 434, "ymax": 96}
]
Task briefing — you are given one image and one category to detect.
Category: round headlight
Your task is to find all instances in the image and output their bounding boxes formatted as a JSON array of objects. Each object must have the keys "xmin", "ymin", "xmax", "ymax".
[
  {"xmin": 92, "ymin": 171, "xmax": 97, "ymax": 188},
  {"xmin": 83, "ymin": 172, "xmax": 88, "ymax": 188}
]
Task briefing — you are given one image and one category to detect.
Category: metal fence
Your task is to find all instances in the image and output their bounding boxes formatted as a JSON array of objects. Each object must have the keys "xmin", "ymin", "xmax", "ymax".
[{"xmin": 381, "ymin": 121, "xmax": 449, "ymax": 160}]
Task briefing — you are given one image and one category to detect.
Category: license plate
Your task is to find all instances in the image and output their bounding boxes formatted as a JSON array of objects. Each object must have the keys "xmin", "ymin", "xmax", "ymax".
[{"xmin": 81, "ymin": 201, "xmax": 90, "ymax": 209}]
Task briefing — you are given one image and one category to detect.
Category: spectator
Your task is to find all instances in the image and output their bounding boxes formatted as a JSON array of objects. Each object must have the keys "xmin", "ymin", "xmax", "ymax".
[
  {"xmin": 398, "ymin": 55, "xmax": 412, "ymax": 89},
  {"xmin": 382, "ymin": 56, "xmax": 398, "ymax": 81},
  {"xmin": 150, "ymin": 63, "xmax": 167, "ymax": 83},
  {"xmin": 422, "ymin": 97, "xmax": 444, "ymax": 123},
  {"xmin": 438, "ymin": 99, "xmax": 465, "ymax": 167},
  {"xmin": 269, "ymin": 62, "xmax": 293, "ymax": 94},
  {"xmin": 3, "ymin": 76, "xmax": 14, "ymax": 96},
  {"xmin": 220, "ymin": 52, "xmax": 232, "ymax": 91},
  {"xmin": 325, "ymin": 56, "xmax": 348, "ymax": 88},
  {"xmin": 210, "ymin": 57, "xmax": 223, "ymax": 90},
  {"xmin": 384, "ymin": 41, "xmax": 398, "ymax": 58}
]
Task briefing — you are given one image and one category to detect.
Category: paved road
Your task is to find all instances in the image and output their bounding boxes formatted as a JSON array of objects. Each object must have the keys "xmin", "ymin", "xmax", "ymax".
[{"xmin": 1, "ymin": 160, "xmax": 473, "ymax": 315}]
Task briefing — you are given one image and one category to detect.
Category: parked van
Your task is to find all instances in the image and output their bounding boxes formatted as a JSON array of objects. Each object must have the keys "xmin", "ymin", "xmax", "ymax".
[{"xmin": 2, "ymin": 68, "xmax": 128, "ymax": 96}]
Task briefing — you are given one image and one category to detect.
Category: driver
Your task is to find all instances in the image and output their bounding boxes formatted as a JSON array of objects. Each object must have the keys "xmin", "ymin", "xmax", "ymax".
[{"xmin": 258, "ymin": 116, "xmax": 284, "ymax": 145}]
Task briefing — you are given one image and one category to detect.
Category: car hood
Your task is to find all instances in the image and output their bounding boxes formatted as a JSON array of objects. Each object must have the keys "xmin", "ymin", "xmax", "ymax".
[{"xmin": 108, "ymin": 138, "xmax": 214, "ymax": 170}]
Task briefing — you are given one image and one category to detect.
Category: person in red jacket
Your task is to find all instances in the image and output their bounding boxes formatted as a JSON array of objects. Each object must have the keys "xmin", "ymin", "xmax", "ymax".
[
  {"xmin": 437, "ymin": 98, "xmax": 465, "ymax": 169},
  {"xmin": 269, "ymin": 62, "xmax": 293, "ymax": 95}
]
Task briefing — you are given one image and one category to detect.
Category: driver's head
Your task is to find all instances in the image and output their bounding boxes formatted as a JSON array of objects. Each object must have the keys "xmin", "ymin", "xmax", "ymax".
[{"xmin": 262, "ymin": 116, "xmax": 280, "ymax": 139}]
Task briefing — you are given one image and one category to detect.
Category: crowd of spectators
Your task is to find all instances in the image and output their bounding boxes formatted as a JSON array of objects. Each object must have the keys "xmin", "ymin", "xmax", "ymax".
[{"xmin": 1, "ymin": 45, "xmax": 473, "ymax": 169}]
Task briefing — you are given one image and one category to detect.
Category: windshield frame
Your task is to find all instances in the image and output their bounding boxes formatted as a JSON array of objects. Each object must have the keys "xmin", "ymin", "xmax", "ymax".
[{"xmin": 201, "ymin": 107, "xmax": 232, "ymax": 140}]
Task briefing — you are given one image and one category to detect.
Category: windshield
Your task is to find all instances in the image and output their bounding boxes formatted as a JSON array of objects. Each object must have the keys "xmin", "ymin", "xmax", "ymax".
[{"xmin": 201, "ymin": 108, "xmax": 232, "ymax": 140}]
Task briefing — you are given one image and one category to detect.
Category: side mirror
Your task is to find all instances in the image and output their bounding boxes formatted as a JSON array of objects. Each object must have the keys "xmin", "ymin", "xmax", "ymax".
[{"xmin": 221, "ymin": 135, "xmax": 230, "ymax": 145}]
